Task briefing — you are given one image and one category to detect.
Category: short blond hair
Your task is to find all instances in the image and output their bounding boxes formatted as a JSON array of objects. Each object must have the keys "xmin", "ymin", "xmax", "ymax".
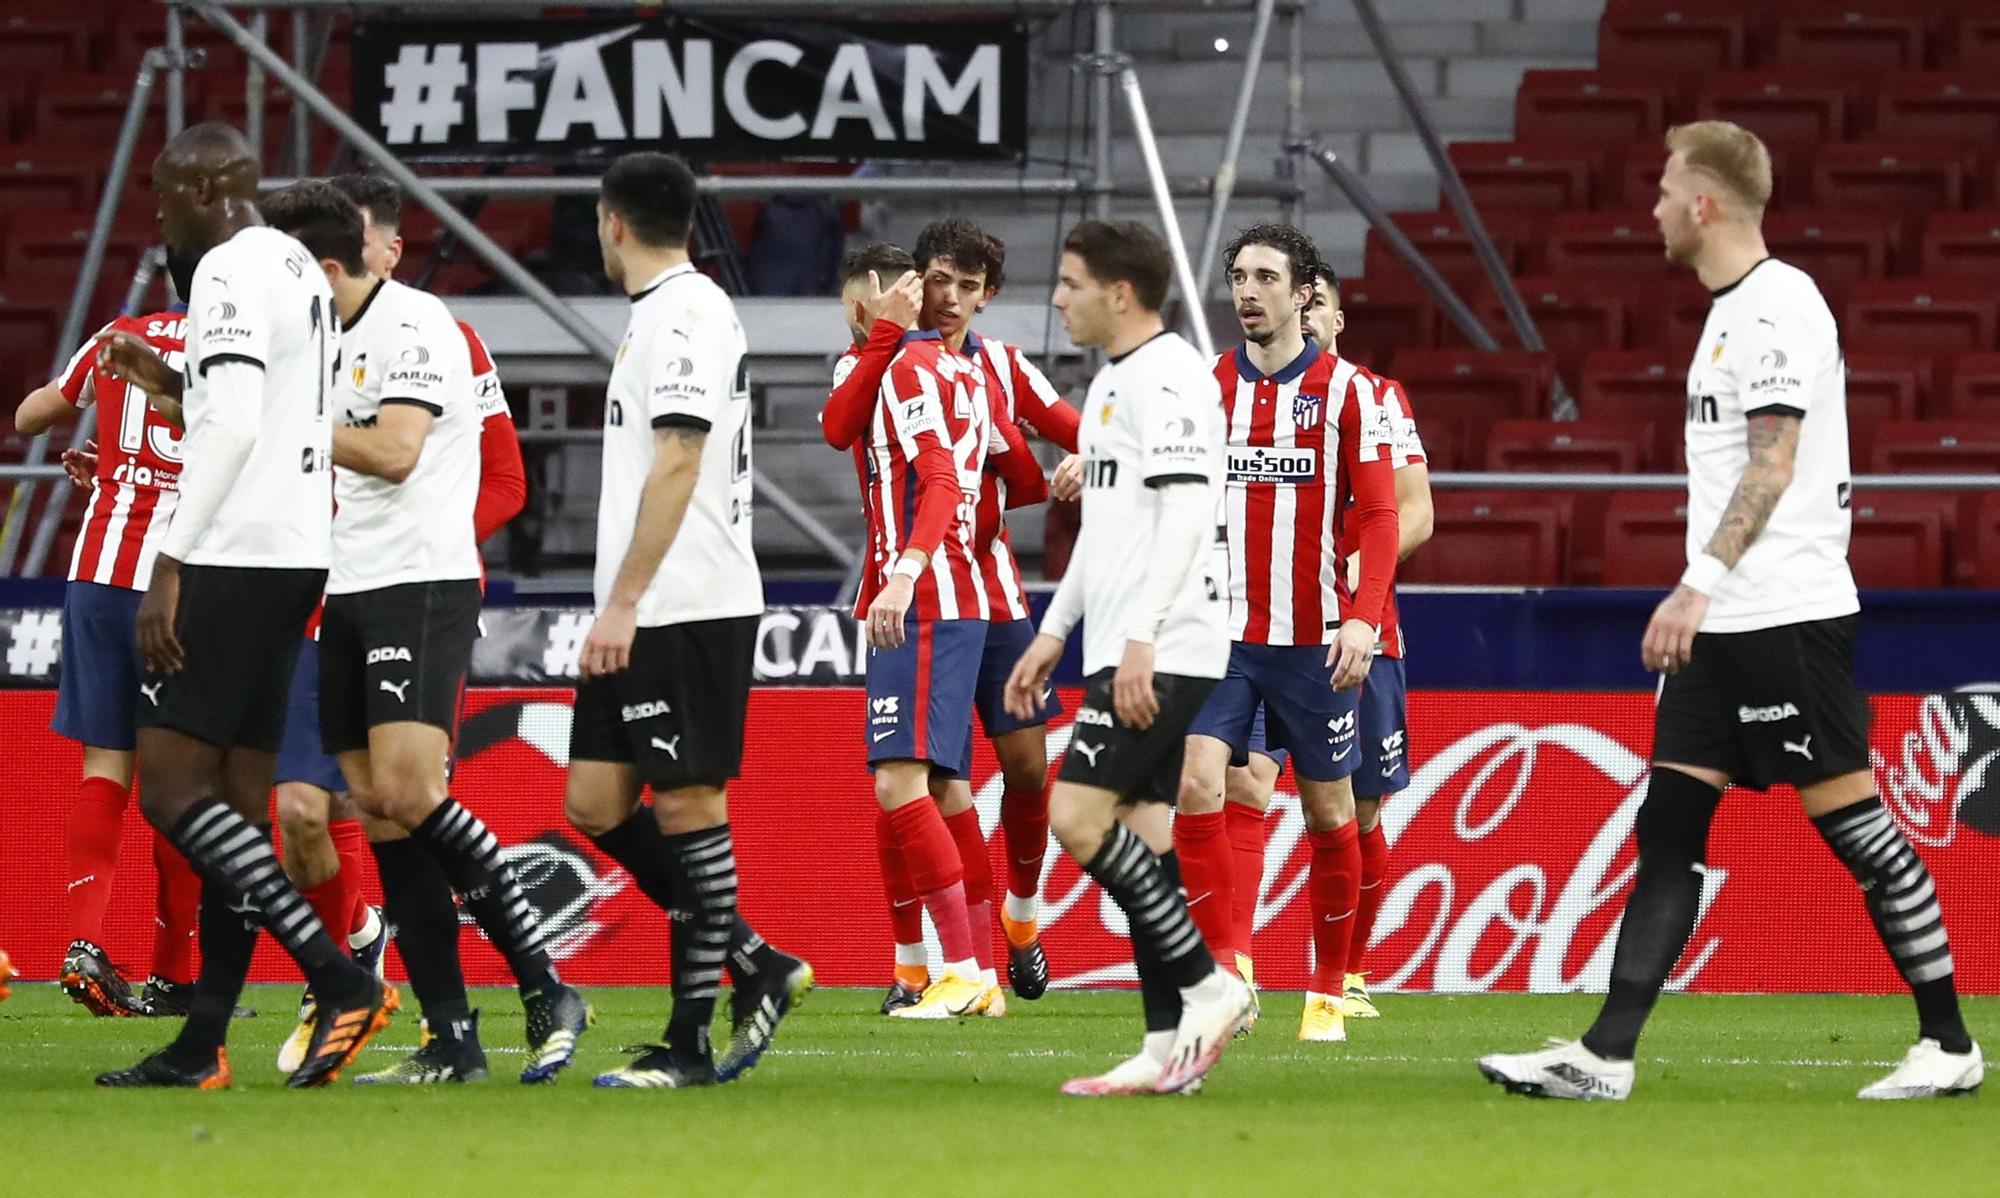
[{"xmin": 1665, "ymin": 120, "xmax": 1773, "ymax": 218}]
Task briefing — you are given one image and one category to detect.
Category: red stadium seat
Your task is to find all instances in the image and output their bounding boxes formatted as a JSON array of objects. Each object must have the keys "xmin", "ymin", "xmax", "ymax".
[
  {"xmin": 1946, "ymin": 1, "xmax": 2000, "ymax": 69},
  {"xmin": 1600, "ymin": 491, "xmax": 1691, "ymax": 588},
  {"xmin": 1761, "ymin": 211, "xmax": 1897, "ymax": 309},
  {"xmin": 27, "ymin": 74, "xmax": 171, "ymax": 144},
  {"xmin": 1336, "ymin": 276, "xmax": 1439, "ymax": 368},
  {"xmin": 1768, "ymin": 2, "xmax": 1932, "ymax": 77},
  {"xmin": 1919, "ymin": 211, "xmax": 2000, "ymax": 278},
  {"xmin": 1610, "ymin": 140, "xmax": 1670, "ymax": 208},
  {"xmin": 1483, "ymin": 419, "xmax": 1654, "ymax": 473},
  {"xmin": 1618, "ymin": 274, "xmax": 1711, "ymax": 358},
  {"xmin": 1598, "ymin": 1, "xmax": 1749, "ymax": 76},
  {"xmin": 1848, "ymin": 493, "xmax": 1950, "ymax": 588},
  {"xmin": 1938, "ymin": 352, "xmax": 2000, "ymax": 418},
  {"xmin": 1845, "ymin": 279, "xmax": 1997, "ymax": 354},
  {"xmin": 1579, "ymin": 350, "xmax": 1690, "ymax": 463},
  {"xmin": 1, "ymin": 212, "xmax": 149, "ymax": 285},
  {"xmin": 1874, "ymin": 72, "xmax": 2000, "ymax": 146},
  {"xmin": 1694, "ymin": 72, "xmax": 1850, "ymax": 176},
  {"xmin": 1869, "ymin": 419, "xmax": 2000, "ymax": 474},
  {"xmin": 0, "ymin": 146, "xmax": 98, "ymax": 211},
  {"xmin": 1366, "ymin": 209, "xmax": 1532, "ymax": 291},
  {"xmin": 1809, "ymin": 142, "xmax": 1966, "ymax": 223},
  {"xmin": 0, "ymin": 10, "xmax": 95, "ymax": 76},
  {"xmin": 1386, "ymin": 350, "xmax": 1555, "ymax": 462},
  {"xmin": 1472, "ymin": 276, "xmax": 1629, "ymax": 393},
  {"xmin": 1397, "ymin": 491, "xmax": 1566, "ymax": 587},
  {"xmin": 1447, "ymin": 142, "xmax": 1596, "ymax": 212},
  {"xmin": 0, "ymin": 280, "xmax": 70, "ymax": 397},
  {"xmin": 1972, "ymin": 490, "xmax": 2000, "ymax": 586},
  {"xmin": 1843, "ymin": 351, "xmax": 1929, "ymax": 435},
  {"xmin": 1515, "ymin": 71, "xmax": 1677, "ymax": 149},
  {"xmin": 1542, "ymin": 212, "xmax": 1671, "ymax": 280}
]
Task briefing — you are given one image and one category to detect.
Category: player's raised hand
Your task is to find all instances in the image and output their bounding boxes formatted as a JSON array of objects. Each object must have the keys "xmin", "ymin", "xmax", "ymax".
[
  {"xmin": 61, "ymin": 440, "xmax": 99, "ymax": 491},
  {"xmin": 93, "ymin": 330, "xmax": 177, "ymax": 398},
  {"xmin": 864, "ymin": 270, "xmax": 923, "ymax": 331},
  {"xmin": 1050, "ymin": 454, "xmax": 1085, "ymax": 502},
  {"xmin": 1005, "ymin": 633, "xmax": 1063, "ymax": 721},
  {"xmin": 1641, "ymin": 583, "xmax": 1708, "ymax": 675},
  {"xmin": 1113, "ymin": 640, "xmax": 1160, "ymax": 729},
  {"xmin": 580, "ymin": 601, "xmax": 637, "ymax": 678},
  {"xmin": 1328, "ymin": 618, "xmax": 1377, "ymax": 692},
  {"xmin": 866, "ymin": 574, "xmax": 915, "ymax": 650},
  {"xmin": 136, "ymin": 557, "xmax": 185, "ymax": 675}
]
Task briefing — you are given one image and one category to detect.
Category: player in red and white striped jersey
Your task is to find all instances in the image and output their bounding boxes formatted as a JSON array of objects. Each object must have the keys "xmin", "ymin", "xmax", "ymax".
[
  {"xmin": 18, "ymin": 311, "xmax": 202, "ymax": 1017},
  {"xmin": 1176, "ymin": 225, "xmax": 1401, "ymax": 1045},
  {"xmin": 828, "ymin": 243, "xmax": 1012, "ymax": 1020},
  {"xmin": 1222, "ymin": 268, "xmax": 1435, "ymax": 1022}
]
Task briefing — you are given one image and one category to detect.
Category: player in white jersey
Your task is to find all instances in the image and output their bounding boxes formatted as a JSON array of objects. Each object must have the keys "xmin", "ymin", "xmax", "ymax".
[
  {"xmin": 89, "ymin": 125, "xmax": 395, "ymax": 1090},
  {"xmin": 1006, "ymin": 220, "xmax": 1251, "ymax": 1096},
  {"xmin": 259, "ymin": 182, "xmax": 591, "ymax": 1084},
  {"xmin": 1480, "ymin": 121, "xmax": 1981, "ymax": 1103},
  {"xmin": 561, "ymin": 153, "xmax": 809, "ymax": 1089}
]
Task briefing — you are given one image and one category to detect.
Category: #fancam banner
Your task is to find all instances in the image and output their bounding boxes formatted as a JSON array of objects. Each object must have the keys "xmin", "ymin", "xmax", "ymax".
[
  {"xmin": 349, "ymin": 17, "xmax": 1031, "ymax": 163},
  {"xmin": 3, "ymin": 690, "xmax": 1997, "ymax": 994}
]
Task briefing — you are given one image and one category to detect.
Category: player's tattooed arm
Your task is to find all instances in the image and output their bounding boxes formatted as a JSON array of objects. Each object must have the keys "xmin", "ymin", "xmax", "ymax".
[{"xmin": 1702, "ymin": 411, "xmax": 1801, "ymax": 568}]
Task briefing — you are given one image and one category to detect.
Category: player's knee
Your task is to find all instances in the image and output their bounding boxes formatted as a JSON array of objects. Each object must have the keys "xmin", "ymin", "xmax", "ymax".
[
  {"xmin": 1177, "ymin": 769, "xmax": 1222, "ymax": 814},
  {"xmin": 1634, "ymin": 768, "xmax": 1723, "ymax": 865},
  {"xmin": 275, "ymin": 788, "xmax": 330, "ymax": 843},
  {"xmin": 1299, "ymin": 778, "xmax": 1356, "ymax": 831},
  {"xmin": 1355, "ymin": 797, "xmax": 1382, "ymax": 833},
  {"xmin": 367, "ymin": 764, "xmax": 446, "ymax": 828},
  {"xmin": 563, "ymin": 786, "xmax": 623, "ymax": 839},
  {"xmin": 1047, "ymin": 787, "xmax": 1100, "ymax": 855},
  {"xmin": 1223, "ymin": 768, "xmax": 1269, "ymax": 812}
]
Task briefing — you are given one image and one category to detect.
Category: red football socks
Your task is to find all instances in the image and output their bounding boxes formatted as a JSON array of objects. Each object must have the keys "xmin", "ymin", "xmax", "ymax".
[
  {"xmin": 1308, "ymin": 821, "xmax": 1361, "ymax": 995},
  {"xmin": 1171, "ymin": 809, "xmax": 1233, "ymax": 968},
  {"xmin": 885, "ymin": 800, "xmax": 977, "ymax": 966},
  {"xmin": 943, "ymin": 808, "xmax": 995, "ymax": 972},
  {"xmin": 65, "ymin": 775, "xmax": 129, "ymax": 944},
  {"xmin": 999, "ymin": 781, "xmax": 1050, "ymax": 903},
  {"xmin": 876, "ymin": 809, "xmax": 926, "ymax": 948},
  {"xmin": 1224, "ymin": 802, "xmax": 1267, "ymax": 963},
  {"xmin": 149, "ymin": 835, "xmax": 201, "ymax": 985},
  {"xmin": 329, "ymin": 818, "xmax": 373, "ymax": 938},
  {"xmin": 1348, "ymin": 822, "xmax": 1390, "ymax": 976}
]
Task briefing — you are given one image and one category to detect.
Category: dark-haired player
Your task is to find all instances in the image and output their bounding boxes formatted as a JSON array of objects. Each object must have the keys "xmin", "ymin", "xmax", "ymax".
[
  {"xmin": 260, "ymin": 179, "xmax": 590, "ymax": 1084},
  {"xmin": 1006, "ymin": 219, "xmax": 1249, "ymax": 1095},
  {"xmin": 1174, "ymin": 223, "xmax": 1400, "ymax": 1046},
  {"xmin": 563, "ymin": 153, "xmax": 808, "ymax": 1088},
  {"xmin": 90, "ymin": 123, "xmax": 395, "ymax": 1090}
]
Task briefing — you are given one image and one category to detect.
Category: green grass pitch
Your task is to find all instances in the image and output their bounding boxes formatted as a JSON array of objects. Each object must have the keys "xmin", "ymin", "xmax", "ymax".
[{"xmin": 2, "ymin": 986, "xmax": 1996, "ymax": 1195}]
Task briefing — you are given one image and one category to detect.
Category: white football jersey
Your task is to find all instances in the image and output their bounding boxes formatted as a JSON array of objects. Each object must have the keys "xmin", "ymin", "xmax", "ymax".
[
  {"xmin": 326, "ymin": 279, "xmax": 482, "ymax": 593},
  {"xmin": 596, "ymin": 263, "xmax": 762, "ymax": 627},
  {"xmin": 1070, "ymin": 332, "xmax": 1228, "ymax": 679},
  {"xmin": 166, "ymin": 225, "xmax": 335, "ymax": 570},
  {"xmin": 1684, "ymin": 258, "xmax": 1858, "ymax": 633}
]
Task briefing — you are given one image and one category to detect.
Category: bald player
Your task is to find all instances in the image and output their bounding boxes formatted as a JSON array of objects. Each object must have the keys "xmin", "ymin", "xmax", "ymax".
[{"xmin": 90, "ymin": 123, "xmax": 397, "ymax": 1090}]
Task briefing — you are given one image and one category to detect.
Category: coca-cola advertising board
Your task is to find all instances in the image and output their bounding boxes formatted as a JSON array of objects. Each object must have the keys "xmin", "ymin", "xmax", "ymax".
[{"xmin": 1, "ymin": 689, "xmax": 1995, "ymax": 993}]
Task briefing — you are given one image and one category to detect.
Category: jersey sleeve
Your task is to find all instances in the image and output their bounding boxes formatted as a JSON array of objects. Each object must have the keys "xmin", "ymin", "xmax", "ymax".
[
  {"xmin": 1734, "ymin": 305, "xmax": 1820, "ymax": 420},
  {"xmin": 1338, "ymin": 377, "xmax": 1401, "ymax": 629},
  {"xmin": 1136, "ymin": 355, "xmax": 1217, "ymax": 487},
  {"xmin": 474, "ymin": 408, "xmax": 528, "ymax": 543},
  {"xmin": 1375, "ymin": 375, "xmax": 1427, "ymax": 467},
  {"xmin": 1006, "ymin": 346, "xmax": 1081, "ymax": 453},
  {"xmin": 461, "ymin": 320, "xmax": 510, "ymax": 423},
  {"xmin": 884, "ymin": 349, "xmax": 962, "ymax": 560},
  {"xmin": 641, "ymin": 304, "xmax": 730, "ymax": 432},
  {"xmin": 187, "ymin": 253, "xmax": 272, "ymax": 374},
  {"xmin": 54, "ymin": 321, "xmax": 114, "ymax": 406},
  {"xmin": 379, "ymin": 299, "xmax": 460, "ymax": 416},
  {"xmin": 820, "ymin": 319, "xmax": 902, "ymax": 449}
]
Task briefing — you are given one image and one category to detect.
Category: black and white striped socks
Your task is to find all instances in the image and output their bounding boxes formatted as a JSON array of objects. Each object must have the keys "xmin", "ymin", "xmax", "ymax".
[
  {"xmin": 414, "ymin": 799, "xmax": 557, "ymax": 994},
  {"xmin": 1813, "ymin": 796, "xmax": 1972, "ymax": 1053},
  {"xmin": 1084, "ymin": 823, "xmax": 1213, "ymax": 992},
  {"xmin": 665, "ymin": 825, "xmax": 739, "ymax": 1058},
  {"xmin": 167, "ymin": 800, "xmax": 355, "ymax": 999}
]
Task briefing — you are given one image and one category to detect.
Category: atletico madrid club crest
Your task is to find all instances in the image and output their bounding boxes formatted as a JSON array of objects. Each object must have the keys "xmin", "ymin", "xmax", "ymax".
[{"xmin": 1293, "ymin": 391, "xmax": 1325, "ymax": 429}]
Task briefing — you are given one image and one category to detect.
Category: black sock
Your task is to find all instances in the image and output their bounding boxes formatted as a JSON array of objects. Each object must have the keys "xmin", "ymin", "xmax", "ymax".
[
  {"xmin": 1132, "ymin": 848, "xmax": 1185, "ymax": 1035},
  {"xmin": 663, "ymin": 825, "xmax": 740, "ymax": 1059},
  {"xmin": 168, "ymin": 801, "xmax": 357, "ymax": 1000},
  {"xmin": 591, "ymin": 808, "xmax": 775, "ymax": 984},
  {"xmin": 168, "ymin": 876, "xmax": 259, "ymax": 1063},
  {"xmin": 1813, "ymin": 797, "xmax": 1973, "ymax": 1054},
  {"xmin": 413, "ymin": 799, "xmax": 558, "ymax": 995},
  {"xmin": 1084, "ymin": 824, "xmax": 1212, "ymax": 992},
  {"xmin": 372, "ymin": 837, "xmax": 471, "ymax": 1031},
  {"xmin": 1583, "ymin": 770, "xmax": 1722, "ymax": 1061}
]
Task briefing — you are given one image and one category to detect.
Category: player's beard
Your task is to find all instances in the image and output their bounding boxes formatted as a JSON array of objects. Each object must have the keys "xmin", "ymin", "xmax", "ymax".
[{"xmin": 165, "ymin": 244, "xmax": 203, "ymax": 305}]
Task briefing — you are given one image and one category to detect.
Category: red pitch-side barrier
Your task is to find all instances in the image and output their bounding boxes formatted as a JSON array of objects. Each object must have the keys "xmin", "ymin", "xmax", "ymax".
[{"xmin": 0, "ymin": 689, "xmax": 1994, "ymax": 993}]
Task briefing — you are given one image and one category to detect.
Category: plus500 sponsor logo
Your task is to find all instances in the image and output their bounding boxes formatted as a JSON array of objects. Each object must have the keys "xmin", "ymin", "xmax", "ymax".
[{"xmin": 1226, "ymin": 446, "xmax": 1317, "ymax": 484}]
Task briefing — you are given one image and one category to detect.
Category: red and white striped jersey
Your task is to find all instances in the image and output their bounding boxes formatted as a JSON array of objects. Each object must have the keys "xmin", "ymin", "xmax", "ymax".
[
  {"xmin": 1214, "ymin": 343, "xmax": 1397, "ymax": 645},
  {"xmin": 56, "ymin": 312, "xmax": 187, "ymax": 590},
  {"xmin": 966, "ymin": 333, "xmax": 1078, "ymax": 621},
  {"xmin": 848, "ymin": 331, "xmax": 995, "ymax": 622},
  {"xmin": 1337, "ymin": 372, "xmax": 1426, "ymax": 658}
]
